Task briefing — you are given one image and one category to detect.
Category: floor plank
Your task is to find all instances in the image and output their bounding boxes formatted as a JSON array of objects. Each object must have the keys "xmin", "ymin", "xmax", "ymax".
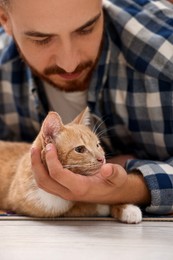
[{"xmin": 0, "ymin": 220, "xmax": 172, "ymax": 260}]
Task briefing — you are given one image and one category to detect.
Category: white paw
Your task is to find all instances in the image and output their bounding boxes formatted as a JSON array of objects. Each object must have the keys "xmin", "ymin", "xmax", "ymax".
[{"xmin": 121, "ymin": 205, "xmax": 142, "ymax": 224}]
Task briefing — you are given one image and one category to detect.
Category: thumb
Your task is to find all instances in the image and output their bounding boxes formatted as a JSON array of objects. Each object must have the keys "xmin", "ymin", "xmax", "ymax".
[{"xmin": 100, "ymin": 163, "xmax": 127, "ymax": 187}]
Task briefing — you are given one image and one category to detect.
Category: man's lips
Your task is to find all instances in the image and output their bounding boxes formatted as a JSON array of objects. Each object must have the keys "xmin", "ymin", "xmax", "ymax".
[{"xmin": 58, "ymin": 71, "xmax": 82, "ymax": 80}]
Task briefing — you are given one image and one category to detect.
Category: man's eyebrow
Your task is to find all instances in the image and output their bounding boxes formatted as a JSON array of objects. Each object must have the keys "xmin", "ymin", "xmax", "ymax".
[
  {"xmin": 75, "ymin": 12, "xmax": 101, "ymax": 32},
  {"xmin": 23, "ymin": 31, "xmax": 55, "ymax": 38},
  {"xmin": 23, "ymin": 12, "xmax": 101, "ymax": 38}
]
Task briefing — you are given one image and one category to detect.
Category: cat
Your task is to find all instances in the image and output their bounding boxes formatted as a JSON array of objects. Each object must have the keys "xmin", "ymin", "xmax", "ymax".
[{"xmin": 0, "ymin": 107, "xmax": 142, "ymax": 223}]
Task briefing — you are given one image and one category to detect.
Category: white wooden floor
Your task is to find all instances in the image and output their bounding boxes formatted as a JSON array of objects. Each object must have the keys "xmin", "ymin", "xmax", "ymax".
[{"xmin": 0, "ymin": 220, "xmax": 172, "ymax": 260}]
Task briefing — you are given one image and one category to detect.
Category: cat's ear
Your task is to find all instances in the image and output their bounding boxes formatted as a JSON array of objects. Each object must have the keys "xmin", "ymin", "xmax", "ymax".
[
  {"xmin": 72, "ymin": 107, "xmax": 90, "ymax": 126},
  {"xmin": 41, "ymin": 112, "xmax": 64, "ymax": 145}
]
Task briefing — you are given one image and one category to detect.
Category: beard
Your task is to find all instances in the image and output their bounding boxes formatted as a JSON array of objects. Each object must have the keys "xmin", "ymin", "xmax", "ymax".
[{"xmin": 14, "ymin": 36, "xmax": 103, "ymax": 92}]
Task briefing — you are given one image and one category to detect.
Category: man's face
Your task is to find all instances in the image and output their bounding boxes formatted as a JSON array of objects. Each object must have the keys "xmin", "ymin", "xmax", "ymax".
[{"xmin": 2, "ymin": 0, "xmax": 104, "ymax": 91}]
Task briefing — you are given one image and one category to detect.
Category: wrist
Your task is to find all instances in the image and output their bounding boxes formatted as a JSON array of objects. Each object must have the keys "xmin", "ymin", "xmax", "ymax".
[{"xmin": 120, "ymin": 172, "xmax": 151, "ymax": 205}]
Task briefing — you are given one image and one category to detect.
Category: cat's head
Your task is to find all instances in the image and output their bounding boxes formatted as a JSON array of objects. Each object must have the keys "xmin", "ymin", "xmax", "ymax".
[{"xmin": 39, "ymin": 107, "xmax": 105, "ymax": 176}]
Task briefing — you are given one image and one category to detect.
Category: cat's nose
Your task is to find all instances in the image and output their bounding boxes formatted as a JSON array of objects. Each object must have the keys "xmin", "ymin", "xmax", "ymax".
[{"xmin": 97, "ymin": 157, "xmax": 105, "ymax": 164}]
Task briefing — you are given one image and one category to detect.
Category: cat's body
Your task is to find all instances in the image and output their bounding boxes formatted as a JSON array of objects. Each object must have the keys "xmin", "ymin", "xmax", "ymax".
[{"xmin": 0, "ymin": 108, "xmax": 142, "ymax": 223}]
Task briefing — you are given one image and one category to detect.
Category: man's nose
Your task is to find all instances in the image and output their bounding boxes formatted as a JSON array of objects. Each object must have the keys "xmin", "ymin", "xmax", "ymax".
[{"xmin": 55, "ymin": 39, "xmax": 80, "ymax": 73}]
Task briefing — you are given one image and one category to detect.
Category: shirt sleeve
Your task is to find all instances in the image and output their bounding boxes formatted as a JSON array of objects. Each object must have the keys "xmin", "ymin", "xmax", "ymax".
[
  {"xmin": 104, "ymin": 0, "xmax": 173, "ymax": 215},
  {"xmin": 106, "ymin": 0, "xmax": 173, "ymax": 81},
  {"xmin": 126, "ymin": 159, "xmax": 173, "ymax": 214}
]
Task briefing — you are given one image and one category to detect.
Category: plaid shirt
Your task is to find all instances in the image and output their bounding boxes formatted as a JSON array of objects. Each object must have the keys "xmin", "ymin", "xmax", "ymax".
[{"xmin": 0, "ymin": 0, "xmax": 173, "ymax": 215}]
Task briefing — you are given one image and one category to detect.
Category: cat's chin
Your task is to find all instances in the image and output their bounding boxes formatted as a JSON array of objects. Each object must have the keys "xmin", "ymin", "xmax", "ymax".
[
  {"xmin": 64, "ymin": 161, "xmax": 106, "ymax": 176},
  {"xmin": 86, "ymin": 166, "xmax": 105, "ymax": 176},
  {"xmin": 88, "ymin": 160, "xmax": 106, "ymax": 176}
]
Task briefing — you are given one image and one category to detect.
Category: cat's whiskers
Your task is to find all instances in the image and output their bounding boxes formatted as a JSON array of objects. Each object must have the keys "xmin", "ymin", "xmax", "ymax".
[
  {"xmin": 63, "ymin": 163, "xmax": 99, "ymax": 169},
  {"xmin": 105, "ymin": 153, "xmax": 115, "ymax": 159},
  {"xmin": 97, "ymin": 125, "xmax": 117, "ymax": 138},
  {"xmin": 92, "ymin": 118, "xmax": 106, "ymax": 134},
  {"xmin": 97, "ymin": 129, "xmax": 108, "ymax": 138},
  {"xmin": 63, "ymin": 164, "xmax": 101, "ymax": 176}
]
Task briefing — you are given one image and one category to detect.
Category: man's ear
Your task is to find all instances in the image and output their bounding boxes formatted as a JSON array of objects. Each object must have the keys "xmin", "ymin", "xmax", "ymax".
[{"xmin": 0, "ymin": 6, "xmax": 12, "ymax": 35}]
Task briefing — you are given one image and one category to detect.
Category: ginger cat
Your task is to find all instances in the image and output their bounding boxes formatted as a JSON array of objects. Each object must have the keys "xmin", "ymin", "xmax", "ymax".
[{"xmin": 0, "ymin": 108, "xmax": 142, "ymax": 223}]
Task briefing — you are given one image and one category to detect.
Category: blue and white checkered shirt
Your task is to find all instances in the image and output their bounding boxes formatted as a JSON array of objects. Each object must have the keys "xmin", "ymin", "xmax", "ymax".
[{"xmin": 0, "ymin": 0, "xmax": 173, "ymax": 214}]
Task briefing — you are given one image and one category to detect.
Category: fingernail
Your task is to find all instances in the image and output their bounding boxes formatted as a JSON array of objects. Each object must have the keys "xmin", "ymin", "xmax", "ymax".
[
  {"xmin": 30, "ymin": 146, "xmax": 36, "ymax": 154},
  {"xmin": 101, "ymin": 164, "xmax": 114, "ymax": 178},
  {"xmin": 46, "ymin": 143, "xmax": 53, "ymax": 152},
  {"xmin": 103, "ymin": 171, "xmax": 112, "ymax": 178}
]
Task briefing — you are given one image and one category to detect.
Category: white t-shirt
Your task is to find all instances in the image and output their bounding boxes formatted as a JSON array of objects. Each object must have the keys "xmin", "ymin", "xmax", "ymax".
[{"xmin": 43, "ymin": 82, "xmax": 88, "ymax": 124}]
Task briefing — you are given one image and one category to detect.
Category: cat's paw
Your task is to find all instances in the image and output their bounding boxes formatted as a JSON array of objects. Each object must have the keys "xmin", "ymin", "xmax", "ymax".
[{"xmin": 120, "ymin": 205, "xmax": 142, "ymax": 224}]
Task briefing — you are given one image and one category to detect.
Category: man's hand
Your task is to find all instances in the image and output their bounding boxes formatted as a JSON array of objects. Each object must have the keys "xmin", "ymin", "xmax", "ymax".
[{"xmin": 31, "ymin": 143, "xmax": 150, "ymax": 205}]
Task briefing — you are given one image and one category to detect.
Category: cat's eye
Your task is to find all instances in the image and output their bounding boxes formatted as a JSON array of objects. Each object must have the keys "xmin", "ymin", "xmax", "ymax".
[
  {"xmin": 75, "ymin": 145, "xmax": 86, "ymax": 153},
  {"xmin": 97, "ymin": 143, "xmax": 101, "ymax": 148}
]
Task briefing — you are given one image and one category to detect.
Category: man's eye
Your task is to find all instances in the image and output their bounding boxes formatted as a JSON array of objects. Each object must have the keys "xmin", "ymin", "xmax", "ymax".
[
  {"xmin": 74, "ymin": 145, "xmax": 86, "ymax": 153},
  {"xmin": 32, "ymin": 37, "xmax": 51, "ymax": 46},
  {"xmin": 78, "ymin": 27, "xmax": 94, "ymax": 36}
]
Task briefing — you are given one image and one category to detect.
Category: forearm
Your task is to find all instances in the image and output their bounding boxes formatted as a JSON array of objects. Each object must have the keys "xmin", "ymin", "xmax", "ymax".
[
  {"xmin": 106, "ymin": 155, "xmax": 151, "ymax": 205},
  {"xmin": 119, "ymin": 172, "xmax": 151, "ymax": 206},
  {"xmin": 84, "ymin": 164, "xmax": 151, "ymax": 205}
]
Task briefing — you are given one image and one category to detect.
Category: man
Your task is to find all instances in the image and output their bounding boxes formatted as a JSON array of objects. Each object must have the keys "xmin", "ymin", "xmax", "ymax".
[{"xmin": 0, "ymin": 0, "xmax": 173, "ymax": 215}]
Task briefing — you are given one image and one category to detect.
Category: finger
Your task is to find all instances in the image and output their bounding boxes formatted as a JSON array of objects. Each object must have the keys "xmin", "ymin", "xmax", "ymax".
[
  {"xmin": 31, "ymin": 146, "xmax": 70, "ymax": 198},
  {"xmin": 44, "ymin": 143, "xmax": 90, "ymax": 197},
  {"xmin": 44, "ymin": 143, "xmax": 79, "ymax": 184},
  {"xmin": 100, "ymin": 163, "xmax": 127, "ymax": 187},
  {"xmin": 31, "ymin": 146, "xmax": 48, "ymax": 180}
]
